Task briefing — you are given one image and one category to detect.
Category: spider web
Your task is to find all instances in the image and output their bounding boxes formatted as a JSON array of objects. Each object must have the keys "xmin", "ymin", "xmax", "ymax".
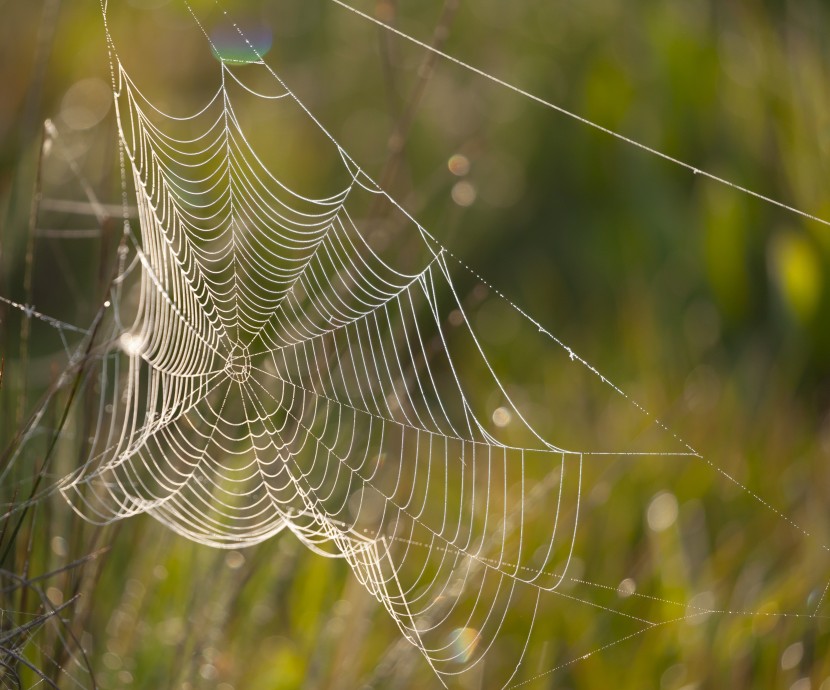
[
  {"xmin": 4, "ymin": 0, "xmax": 828, "ymax": 687},
  {"xmin": 58, "ymin": 9, "xmax": 623, "ymax": 684}
]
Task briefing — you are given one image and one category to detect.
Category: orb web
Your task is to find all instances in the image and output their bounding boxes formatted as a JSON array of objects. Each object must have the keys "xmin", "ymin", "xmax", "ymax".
[{"xmin": 0, "ymin": 0, "xmax": 822, "ymax": 687}]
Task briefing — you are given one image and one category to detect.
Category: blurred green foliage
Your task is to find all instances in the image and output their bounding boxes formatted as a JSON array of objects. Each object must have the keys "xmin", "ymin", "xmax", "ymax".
[{"xmin": 2, "ymin": 0, "xmax": 830, "ymax": 688}]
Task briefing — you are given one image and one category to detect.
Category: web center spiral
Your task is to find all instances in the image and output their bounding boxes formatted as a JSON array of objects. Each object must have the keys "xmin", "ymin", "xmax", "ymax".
[{"xmin": 224, "ymin": 344, "xmax": 251, "ymax": 383}]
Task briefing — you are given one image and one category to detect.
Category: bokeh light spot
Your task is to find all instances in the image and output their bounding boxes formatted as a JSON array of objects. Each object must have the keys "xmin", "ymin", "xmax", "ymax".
[
  {"xmin": 781, "ymin": 641, "xmax": 804, "ymax": 671},
  {"xmin": 60, "ymin": 78, "xmax": 112, "ymax": 131},
  {"xmin": 647, "ymin": 492, "xmax": 678, "ymax": 532},
  {"xmin": 768, "ymin": 232, "xmax": 822, "ymax": 323},
  {"xmin": 685, "ymin": 591, "xmax": 715, "ymax": 625},
  {"xmin": 447, "ymin": 627, "xmax": 480, "ymax": 663},
  {"xmin": 119, "ymin": 332, "xmax": 145, "ymax": 356},
  {"xmin": 225, "ymin": 551, "xmax": 245, "ymax": 570},
  {"xmin": 448, "ymin": 153, "xmax": 470, "ymax": 176},
  {"xmin": 451, "ymin": 180, "xmax": 476, "ymax": 207},
  {"xmin": 617, "ymin": 578, "xmax": 636, "ymax": 598},
  {"xmin": 492, "ymin": 406, "xmax": 512, "ymax": 427},
  {"xmin": 210, "ymin": 23, "xmax": 272, "ymax": 64}
]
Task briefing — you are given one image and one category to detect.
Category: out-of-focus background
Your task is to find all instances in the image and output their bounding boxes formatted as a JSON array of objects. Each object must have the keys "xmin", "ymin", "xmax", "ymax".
[{"xmin": 2, "ymin": 0, "xmax": 830, "ymax": 688}]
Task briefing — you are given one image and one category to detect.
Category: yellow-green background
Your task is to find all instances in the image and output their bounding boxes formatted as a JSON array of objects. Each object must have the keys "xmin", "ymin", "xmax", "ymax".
[{"xmin": 2, "ymin": 0, "xmax": 830, "ymax": 688}]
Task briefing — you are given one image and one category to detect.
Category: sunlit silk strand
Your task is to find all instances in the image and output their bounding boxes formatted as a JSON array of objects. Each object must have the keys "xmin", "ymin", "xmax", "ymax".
[
  {"xmin": 47, "ymin": 3, "xmax": 830, "ymax": 688},
  {"xmin": 328, "ymin": 0, "xmax": 830, "ymax": 230}
]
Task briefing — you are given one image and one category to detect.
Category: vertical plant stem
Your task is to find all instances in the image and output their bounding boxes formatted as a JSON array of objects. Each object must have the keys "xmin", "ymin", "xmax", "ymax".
[{"xmin": 16, "ymin": 123, "xmax": 48, "ymax": 430}]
